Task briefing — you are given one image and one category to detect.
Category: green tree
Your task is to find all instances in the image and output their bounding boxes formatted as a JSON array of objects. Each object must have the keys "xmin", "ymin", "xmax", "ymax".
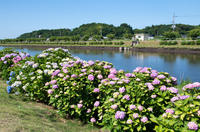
[
  {"xmin": 188, "ymin": 28, "xmax": 200, "ymax": 40},
  {"xmin": 106, "ymin": 34, "xmax": 115, "ymax": 40},
  {"xmin": 163, "ymin": 31, "xmax": 180, "ymax": 40}
]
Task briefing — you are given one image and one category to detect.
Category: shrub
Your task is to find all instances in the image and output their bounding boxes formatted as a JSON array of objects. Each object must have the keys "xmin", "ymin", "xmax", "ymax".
[
  {"xmin": 160, "ymin": 41, "xmax": 178, "ymax": 45},
  {"xmin": 114, "ymin": 41, "xmax": 124, "ymax": 45},
  {"xmin": 104, "ymin": 41, "xmax": 113, "ymax": 45},
  {"xmin": 152, "ymin": 82, "xmax": 200, "ymax": 131},
  {"xmin": 8, "ymin": 48, "xmax": 73, "ymax": 102},
  {"xmin": 196, "ymin": 40, "xmax": 200, "ymax": 45}
]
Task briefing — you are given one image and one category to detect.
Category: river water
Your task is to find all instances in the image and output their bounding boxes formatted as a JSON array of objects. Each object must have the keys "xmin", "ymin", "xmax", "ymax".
[{"xmin": 0, "ymin": 46, "xmax": 200, "ymax": 82}]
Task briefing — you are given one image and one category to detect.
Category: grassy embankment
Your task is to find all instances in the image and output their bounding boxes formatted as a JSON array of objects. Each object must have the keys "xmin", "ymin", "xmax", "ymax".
[
  {"xmin": 0, "ymin": 40, "xmax": 132, "ymax": 48},
  {"xmin": 0, "ymin": 80, "xmax": 102, "ymax": 132},
  {"xmin": 1, "ymin": 40, "xmax": 200, "ymax": 49},
  {"xmin": 135, "ymin": 40, "xmax": 200, "ymax": 49}
]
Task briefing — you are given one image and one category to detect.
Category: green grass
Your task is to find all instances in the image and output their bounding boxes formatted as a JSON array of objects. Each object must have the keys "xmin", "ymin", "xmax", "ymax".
[
  {"xmin": 0, "ymin": 80, "xmax": 103, "ymax": 132},
  {"xmin": 135, "ymin": 40, "xmax": 200, "ymax": 49}
]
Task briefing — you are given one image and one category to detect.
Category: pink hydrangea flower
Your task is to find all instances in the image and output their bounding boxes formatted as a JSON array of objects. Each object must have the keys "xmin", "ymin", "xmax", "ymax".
[
  {"xmin": 93, "ymin": 88, "xmax": 100, "ymax": 93},
  {"xmin": 111, "ymin": 104, "xmax": 118, "ymax": 109},
  {"xmin": 133, "ymin": 113, "xmax": 139, "ymax": 118},
  {"xmin": 138, "ymin": 105, "xmax": 143, "ymax": 111},
  {"xmin": 187, "ymin": 122, "xmax": 198, "ymax": 130},
  {"xmin": 165, "ymin": 109, "xmax": 174, "ymax": 114},
  {"xmin": 129, "ymin": 105, "xmax": 136, "ymax": 110},
  {"xmin": 141, "ymin": 117, "xmax": 148, "ymax": 123},
  {"xmin": 48, "ymin": 89, "xmax": 53, "ymax": 94},
  {"xmin": 90, "ymin": 118, "xmax": 96, "ymax": 123},
  {"xmin": 151, "ymin": 94, "xmax": 157, "ymax": 98},
  {"xmin": 94, "ymin": 101, "xmax": 100, "ymax": 107},
  {"xmin": 97, "ymin": 74, "xmax": 103, "ymax": 79},
  {"xmin": 77, "ymin": 104, "xmax": 83, "ymax": 108},
  {"xmin": 119, "ymin": 87, "xmax": 126, "ymax": 93},
  {"xmin": 126, "ymin": 119, "xmax": 133, "ymax": 124}
]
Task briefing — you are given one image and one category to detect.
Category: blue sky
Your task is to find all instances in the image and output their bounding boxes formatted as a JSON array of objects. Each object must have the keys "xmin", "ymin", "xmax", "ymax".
[{"xmin": 0, "ymin": 0, "xmax": 200, "ymax": 39}]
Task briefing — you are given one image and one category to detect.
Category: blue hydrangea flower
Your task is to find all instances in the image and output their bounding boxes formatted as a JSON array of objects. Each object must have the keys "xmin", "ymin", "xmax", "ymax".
[
  {"xmin": 7, "ymin": 86, "xmax": 12, "ymax": 94},
  {"xmin": 9, "ymin": 77, "xmax": 12, "ymax": 81},
  {"xmin": 10, "ymin": 71, "xmax": 15, "ymax": 77},
  {"xmin": 6, "ymin": 81, "xmax": 10, "ymax": 85}
]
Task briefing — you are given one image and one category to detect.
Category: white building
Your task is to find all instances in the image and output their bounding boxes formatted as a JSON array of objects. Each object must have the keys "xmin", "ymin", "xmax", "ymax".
[{"xmin": 133, "ymin": 33, "xmax": 153, "ymax": 41}]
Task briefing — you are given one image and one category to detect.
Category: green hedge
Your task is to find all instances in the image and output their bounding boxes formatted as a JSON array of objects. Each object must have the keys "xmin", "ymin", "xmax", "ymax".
[{"xmin": 160, "ymin": 41, "xmax": 178, "ymax": 45}]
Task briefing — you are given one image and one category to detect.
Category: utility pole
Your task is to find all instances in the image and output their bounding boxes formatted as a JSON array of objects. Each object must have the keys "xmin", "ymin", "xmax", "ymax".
[{"xmin": 172, "ymin": 12, "xmax": 178, "ymax": 31}]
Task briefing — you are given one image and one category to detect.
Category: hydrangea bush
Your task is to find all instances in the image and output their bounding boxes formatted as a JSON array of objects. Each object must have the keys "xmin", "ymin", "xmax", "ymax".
[
  {"xmin": 0, "ymin": 49, "xmax": 30, "ymax": 80},
  {"xmin": 1, "ymin": 48, "xmax": 200, "ymax": 132},
  {"xmin": 97, "ymin": 67, "xmax": 178, "ymax": 131},
  {"xmin": 152, "ymin": 82, "xmax": 200, "ymax": 132},
  {"xmin": 7, "ymin": 48, "xmax": 72, "ymax": 102}
]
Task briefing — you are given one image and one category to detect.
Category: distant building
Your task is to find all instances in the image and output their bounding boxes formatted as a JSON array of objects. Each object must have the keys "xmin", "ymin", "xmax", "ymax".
[{"xmin": 133, "ymin": 33, "xmax": 153, "ymax": 41}]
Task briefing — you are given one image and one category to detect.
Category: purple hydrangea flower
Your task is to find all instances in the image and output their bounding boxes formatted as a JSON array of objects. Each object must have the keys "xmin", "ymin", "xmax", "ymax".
[
  {"xmin": 52, "ymin": 85, "xmax": 58, "ymax": 89},
  {"xmin": 125, "ymin": 73, "xmax": 133, "ymax": 78},
  {"xmin": 187, "ymin": 122, "xmax": 198, "ymax": 130},
  {"xmin": 171, "ymin": 77, "xmax": 177, "ymax": 82},
  {"xmin": 152, "ymin": 78, "xmax": 160, "ymax": 85},
  {"xmin": 179, "ymin": 95, "xmax": 190, "ymax": 100},
  {"xmin": 171, "ymin": 96, "xmax": 179, "ymax": 102},
  {"xmin": 50, "ymin": 80, "xmax": 57, "ymax": 85},
  {"xmin": 138, "ymin": 105, "xmax": 143, "ymax": 111},
  {"xmin": 146, "ymin": 83, "xmax": 154, "ymax": 90},
  {"xmin": 160, "ymin": 85, "xmax": 167, "ymax": 91},
  {"xmin": 133, "ymin": 113, "xmax": 139, "ymax": 119},
  {"xmin": 88, "ymin": 74, "xmax": 94, "ymax": 81},
  {"xmin": 129, "ymin": 105, "xmax": 136, "ymax": 110},
  {"xmin": 165, "ymin": 109, "xmax": 174, "ymax": 114},
  {"xmin": 150, "ymin": 72, "xmax": 158, "ymax": 78},
  {"xmin": 123, "ymin": 94, "xmax": 130, "ymax": 100},
  {"xmin": 126, "ymin": 119, "xmax": 133, "ymax": 124},
  {"xmin": 109, "ymin": 81, "xmax": 116, "ymax": 85},
  {"xmin": 167, "ymin": 87, "xmax": 178, "ymax": 94},
  {"xmin": 81, "ymin": 69, "xmax": 87, "ymax": 72},
  {"xmin": 110, "ymin": 68, "xmax": 117, "ymax": 74},
  {"xmin": 111, "ymin": 104, "xmax": 118, "ymax": 109},
  {"xmin": 157, "ymin": 75, "xmax": 166, "ymax": 79},
  {"xmin": 71, "ymin": 74, "xmax": 77, "ymax": 78},
  {"xmin": 104, "ymin": 65, "xmax": 111, "ymax": 69},
  {"xmin": 88, "ymin": 60, "xmax": 95, "ymax": 66},
  {"xmin": 133, "ymin": 67, "xmax": 143, "ymax": 72},
  {"xmin": 52, "ymin": 70, "xmax": 60, "ymax": 76},
  {"xmin": 115, "ymin": 111, "xmax": 125, "ymax": 120},
  {"xmin": 119, "ymin": 87, "xmax": 126, "ymax": 93}
]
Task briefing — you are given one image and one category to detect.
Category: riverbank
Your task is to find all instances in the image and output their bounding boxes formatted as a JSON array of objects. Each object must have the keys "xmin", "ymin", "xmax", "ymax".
[
  {"xmin": 0, "ymin": 80, "xmax": 101, "ymax": 132},
  {"xmin": 1, "ymin": 43, "xmax": 200, "ymax": 54}
]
